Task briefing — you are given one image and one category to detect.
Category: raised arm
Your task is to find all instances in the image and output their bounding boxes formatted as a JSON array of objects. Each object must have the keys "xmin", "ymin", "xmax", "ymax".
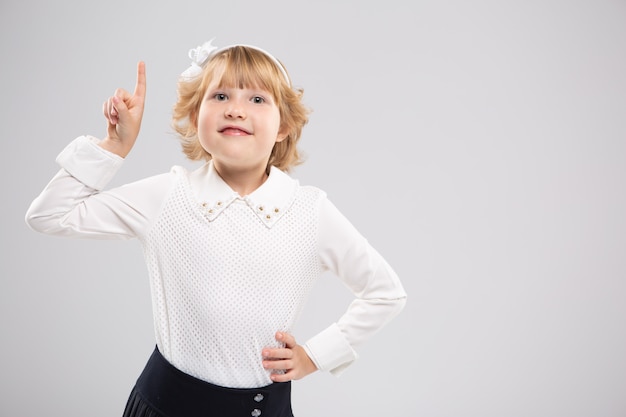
[{"xmin": 25, "ymin": 62, "xmax": 170, "ymax": 240}]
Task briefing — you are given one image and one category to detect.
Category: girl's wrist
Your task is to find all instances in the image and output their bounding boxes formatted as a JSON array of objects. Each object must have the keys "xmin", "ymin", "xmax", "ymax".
[{"xmin": 99, "ymin": 136, "xmax": 131, "ymax": 158}]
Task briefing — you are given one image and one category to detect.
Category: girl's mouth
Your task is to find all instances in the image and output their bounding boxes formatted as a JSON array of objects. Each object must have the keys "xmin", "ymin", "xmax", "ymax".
[{"xmin": 219, "ymin": 126, "xmax": 251, "ymax": 135}]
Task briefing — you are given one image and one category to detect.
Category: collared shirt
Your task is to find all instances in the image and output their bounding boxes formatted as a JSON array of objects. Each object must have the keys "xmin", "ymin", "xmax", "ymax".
[{"xmin": 26, "ymin": 136, "xmax": 407, "ymax": 388}]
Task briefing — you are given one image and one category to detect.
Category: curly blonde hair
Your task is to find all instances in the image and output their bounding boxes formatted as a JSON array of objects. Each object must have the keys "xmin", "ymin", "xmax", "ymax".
[{"xmin": 171, "ymin": 46, "xmax": 310, "ymax": 172}]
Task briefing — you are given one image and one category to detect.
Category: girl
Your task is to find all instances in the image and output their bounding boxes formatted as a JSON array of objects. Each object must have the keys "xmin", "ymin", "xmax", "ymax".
[{"xmin": 25, "ymin": 39, "xmax": 407, "ymax": 417}]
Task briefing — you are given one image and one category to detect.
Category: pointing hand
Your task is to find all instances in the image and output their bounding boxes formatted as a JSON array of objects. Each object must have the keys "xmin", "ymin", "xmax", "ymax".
[{"xmin": 100, "ymin": 61, "xmax": 147, "ymax": 157}]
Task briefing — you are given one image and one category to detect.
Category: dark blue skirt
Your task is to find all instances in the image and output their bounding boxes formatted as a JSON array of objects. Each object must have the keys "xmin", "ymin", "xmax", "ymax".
[{"xmin": 123, "ymin": 346, "xmax": 294, "ymax": 417}]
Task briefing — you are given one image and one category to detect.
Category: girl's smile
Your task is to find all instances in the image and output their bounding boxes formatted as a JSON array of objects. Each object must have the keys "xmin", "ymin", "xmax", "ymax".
[{"xmin": 219, "ymin": 124, "xmax": 252, "ymax": 136}]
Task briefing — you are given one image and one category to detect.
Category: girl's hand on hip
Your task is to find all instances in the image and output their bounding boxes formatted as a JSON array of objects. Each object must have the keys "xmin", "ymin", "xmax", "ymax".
[
  {"xmin": 262, "ymin": 332, "xmax": 318, "ymax": 382},
  {"xmin": 100, "ymin": 61, "xmax": 147, "ymax": 158}
]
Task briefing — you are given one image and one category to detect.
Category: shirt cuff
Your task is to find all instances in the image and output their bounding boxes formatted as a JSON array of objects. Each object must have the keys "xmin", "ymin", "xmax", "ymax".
[
  {"xmin": 303, "ymin": 323, "xmax": 358, "ymax": 377},
  {"xmin": 56, "ymin": 135, "xmax": 124, "ymax": 190}
]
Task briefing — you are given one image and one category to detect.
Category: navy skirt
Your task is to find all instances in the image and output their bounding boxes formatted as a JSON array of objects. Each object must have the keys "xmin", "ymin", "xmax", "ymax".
[{"xmin": 123, "ymin": 347, "xmax": 294, "ymax": 417}]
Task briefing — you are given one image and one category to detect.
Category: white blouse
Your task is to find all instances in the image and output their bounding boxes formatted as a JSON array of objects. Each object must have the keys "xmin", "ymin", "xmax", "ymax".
[{"xmin": 25, "ymin": 136, "xmax": 407, "ymax": 388}]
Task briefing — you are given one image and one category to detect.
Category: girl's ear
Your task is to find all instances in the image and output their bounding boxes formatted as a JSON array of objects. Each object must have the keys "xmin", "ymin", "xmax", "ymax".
[{"xmin": 276, "ymin": 125, "xmax": 288, "ymax": 143}]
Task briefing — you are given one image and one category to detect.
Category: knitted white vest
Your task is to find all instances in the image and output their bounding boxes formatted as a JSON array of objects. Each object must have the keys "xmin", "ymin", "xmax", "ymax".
[{"xmin": 140, "ymin": 167, "xmax": 324, "ymax": 388}]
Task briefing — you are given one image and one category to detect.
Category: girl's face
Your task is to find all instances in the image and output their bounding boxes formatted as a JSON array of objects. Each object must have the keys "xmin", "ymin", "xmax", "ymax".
[{"xmin": 197, "ymin": 80, "xmax": 286, "ymax": 173}]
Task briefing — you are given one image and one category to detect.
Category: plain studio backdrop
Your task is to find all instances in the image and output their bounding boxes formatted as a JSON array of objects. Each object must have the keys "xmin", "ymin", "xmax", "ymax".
[{"xmin": 1, "ymin": 1, "xmax": 625, "ymax": 416}]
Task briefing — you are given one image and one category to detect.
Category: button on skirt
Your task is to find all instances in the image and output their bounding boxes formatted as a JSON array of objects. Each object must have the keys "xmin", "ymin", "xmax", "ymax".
[{"xmin": 123, "ymin": 346, "xmax": 294, "ymax": 417}]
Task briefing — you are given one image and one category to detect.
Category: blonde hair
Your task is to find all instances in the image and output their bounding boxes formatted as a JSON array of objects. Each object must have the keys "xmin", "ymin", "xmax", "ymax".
[{"xmin": 171, "ymin": 46, "xmax": 309, "ymax": 172}]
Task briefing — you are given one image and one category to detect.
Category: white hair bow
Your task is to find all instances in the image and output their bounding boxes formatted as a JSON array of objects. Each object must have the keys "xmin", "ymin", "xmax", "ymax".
[
  {"xmin": 179, "ymin": 38, "xmax": 291, "ymax": 86},
  {"xmin": 180, "ymin": 38, "xmax": 218, "ymax": 80}
]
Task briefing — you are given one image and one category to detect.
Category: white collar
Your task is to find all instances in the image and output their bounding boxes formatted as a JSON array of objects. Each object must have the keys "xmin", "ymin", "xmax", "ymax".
[{"xmin": 185, "ymin": 161, "xmax": 299, "ymax": 228}]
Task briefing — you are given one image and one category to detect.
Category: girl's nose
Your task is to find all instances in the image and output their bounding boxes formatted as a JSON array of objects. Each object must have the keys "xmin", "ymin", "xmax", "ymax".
[{"xmin": 225, "ymin": 100, "xmax": 246, "ymax": 119}]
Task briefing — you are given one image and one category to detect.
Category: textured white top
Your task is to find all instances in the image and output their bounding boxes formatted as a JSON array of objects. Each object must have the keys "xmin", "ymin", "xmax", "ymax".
[{"xmin": 26, "ymin": 136, "xmax": 407, "ymax": 388}]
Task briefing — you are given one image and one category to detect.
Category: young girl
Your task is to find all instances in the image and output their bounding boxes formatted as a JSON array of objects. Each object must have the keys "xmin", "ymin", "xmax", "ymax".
[{"xmin": 25, "ymin": 39, "xmax": 407, "ymax": 417}]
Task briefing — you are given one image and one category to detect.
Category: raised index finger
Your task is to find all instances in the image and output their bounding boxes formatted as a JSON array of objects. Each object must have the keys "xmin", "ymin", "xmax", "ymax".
[{"xmin": 133, "ymin": 61, "xmax": 146, "ymax": 99}]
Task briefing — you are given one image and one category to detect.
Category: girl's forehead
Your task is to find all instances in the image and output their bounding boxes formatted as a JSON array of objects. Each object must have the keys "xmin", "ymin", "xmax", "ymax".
[
  {"xmin": 206, "ymin": 78, "xmax": 271, "ymax": 96},
  {"xmin": 206, "ymin": 59, "xmax": 280, "ymax": 94},
  {"xmin": 213, "ymin": 77, "xmax": 264, "ymax": 89}
]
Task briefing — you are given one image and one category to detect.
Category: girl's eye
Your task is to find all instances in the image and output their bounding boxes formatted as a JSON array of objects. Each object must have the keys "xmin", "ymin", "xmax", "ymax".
[
  {"xmin": 252, "ymin": 96, "xmax": 265, "ymax": 104},
  {"xmin": 214, "ymin": 93, "xmax": 227, "ymax": 101}
]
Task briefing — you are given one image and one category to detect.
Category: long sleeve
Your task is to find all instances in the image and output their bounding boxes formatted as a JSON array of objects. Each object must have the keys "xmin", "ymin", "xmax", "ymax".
[
  {"xmin": 25, "ymin": 135, "xmax": 173, "ymax": 239},
  {"xmin": 303, "ymin": 198, "xmax": 407, "ymax": 376}
]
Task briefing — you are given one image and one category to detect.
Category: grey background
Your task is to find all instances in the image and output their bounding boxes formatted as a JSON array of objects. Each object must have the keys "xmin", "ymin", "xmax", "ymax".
[{"xmin": 2, "ymin": 0, "xmax": 625, "ymax": 416}]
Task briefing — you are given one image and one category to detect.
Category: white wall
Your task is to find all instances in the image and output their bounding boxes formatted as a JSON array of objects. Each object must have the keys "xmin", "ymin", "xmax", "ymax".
[{"xmin": 2, "ymin": 1, "xmax": 625, "ymax": 416}]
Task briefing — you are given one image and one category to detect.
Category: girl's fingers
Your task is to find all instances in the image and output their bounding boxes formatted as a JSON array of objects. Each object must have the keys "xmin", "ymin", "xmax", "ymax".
[
  {"xmin": 103, "ymin": 98, "xmax": 117, "ymax": 125},
  {"xmin": 133, "ymin": 61, "xmax": 147, "ymax": 100},
  {"xmin": 102, "ymin": 63, "xmax": 145, "ymax": 126},
  {"xmin": 270, "ymin": 371, "xmax": 292, "ymax": 383},
  {"xmin": 102, "ymin": 91, "xmax": 132, "ymax": 126},
  {"xmin": 110, "ymin": 99, "xmax": 118, "ymax": 117},
  {"xmin": 276, "ymin": 331, "xmax": 296, "ymax": 348},
  {"xmin": 262, "ymin": 347, "xmax": 292, "ymax": 359},
  {"xmin": 112, "ymin": 95, "xmax": 125, "ymax": 115},
  {"xmin": 263, "ymin": 359, "xmax": 292, "ymax": 370},
  {"xmin": 261, "ymin": 334, "xmax": 317, "ymax": 382}
]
